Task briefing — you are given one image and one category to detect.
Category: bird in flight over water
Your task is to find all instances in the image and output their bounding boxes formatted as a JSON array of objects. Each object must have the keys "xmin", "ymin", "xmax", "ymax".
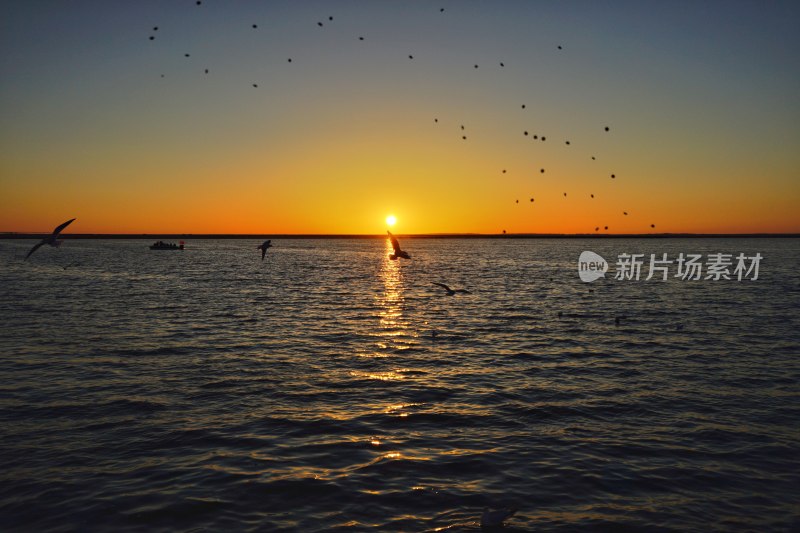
[
  {"xmin": 257, "ymin": 239, "xmax": 272, "ymax": 260},
  {"xmin": 481, "ymin": 507, "xmax": 517, "ymax": 528},
  {"xmin": 25, "ymin": 218, "xmax": 75, "ymax": 260},
  {"xmin": 387, "ymin": 231, "xmax": 410, "ymax": 260},
  {"xmin": 432, "ymin": 282, "xmax": 471, "ymax": 295}
]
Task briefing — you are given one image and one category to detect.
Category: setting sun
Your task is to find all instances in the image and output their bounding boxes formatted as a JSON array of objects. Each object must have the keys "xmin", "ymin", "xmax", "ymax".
[{"xmin": 386, "ymin": 215, "xmax": 397, "ymax": 227}]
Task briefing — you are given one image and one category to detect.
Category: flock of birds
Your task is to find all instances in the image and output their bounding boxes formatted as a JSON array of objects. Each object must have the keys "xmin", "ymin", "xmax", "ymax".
[
  {"xmin": 24, "ymin": 221, "xmax": 470, "ymax": 297},
  {"xmin": 142, "ymin": 3, "xmax": 657, "ymax": 235}
]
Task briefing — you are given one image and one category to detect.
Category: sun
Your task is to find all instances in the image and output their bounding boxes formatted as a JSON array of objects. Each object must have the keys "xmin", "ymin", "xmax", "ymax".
[{"xmin": 386, "ymin": 215, "xmax": 397, "ymax": 227}]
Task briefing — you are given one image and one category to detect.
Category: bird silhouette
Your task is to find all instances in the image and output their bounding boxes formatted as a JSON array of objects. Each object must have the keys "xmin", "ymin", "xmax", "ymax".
[
  {"xmin": 481, "ymin": 507, "xmax": 517, "ymax": 528},
  {"xmin": 257, "ymin": 240, "xmax": 273, "ymax": 260},
  {"xmin": 387, "ymin": 231, "xmax": 410, "ymax": 260},
  {"xmin": 26, "ymin": 218, "xmax": 76, "ymax": 260},
  {"xmin": 432, "ymin": 282, "xmax": 471, "ymax": 295}
]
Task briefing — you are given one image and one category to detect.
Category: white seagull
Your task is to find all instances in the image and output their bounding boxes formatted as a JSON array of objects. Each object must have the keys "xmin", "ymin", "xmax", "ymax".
[
  {"xmin": 25, "ymin": 218, "xmax": 76, "ymax": 260},
  {"xmin": 432, "ymin": 282, "xmax": 471, "ymax": 295},
  {"xmin": 257, "ymin": 239, "xmax": 273, "ymax": 260},
  {"xmin": 481, "ymin": 507, "xmax": 517, "ymax": 529},
  {"xmin": 387, "ymin": 231, "xmax": 410, "ymax": 260}
]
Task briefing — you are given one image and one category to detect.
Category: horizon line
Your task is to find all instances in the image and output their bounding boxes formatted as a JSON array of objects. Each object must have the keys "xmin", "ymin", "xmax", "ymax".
[{"xmin": 2, "ymin": 232, "xmax": 799, "ymax": 239}]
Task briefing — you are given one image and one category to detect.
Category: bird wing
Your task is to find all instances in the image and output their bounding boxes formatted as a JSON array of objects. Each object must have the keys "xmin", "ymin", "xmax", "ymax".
[
  {"xmin": 261, "ymin": 247, "xmax": 266, "ymax": 259},
  {"xmin": 25, "ymin": 240, "xmax": 46, "ymax": 260},
  {"xmin": 455, "ymin": 289, "xmax": 471, "ymax": 294},
  {"xmin": 52, "ymin": 218, "xmax": 76, "ymax": 237},
  {"xmin": 432, "ymin": 282, "xmax": 451, "ymax": 292},
  {"xmin": 481, "ymin": 508, "xmax": 517, "ymax": 527},
  {"xmin": 387, "ymin": 231, "xmax": 401, "ymax": 253}
]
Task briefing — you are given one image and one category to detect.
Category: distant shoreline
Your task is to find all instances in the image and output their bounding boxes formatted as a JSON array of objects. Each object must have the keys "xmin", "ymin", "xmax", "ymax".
[{"xmin": 2, "ymin": 233, "xmax": 798, "ymax": 239}]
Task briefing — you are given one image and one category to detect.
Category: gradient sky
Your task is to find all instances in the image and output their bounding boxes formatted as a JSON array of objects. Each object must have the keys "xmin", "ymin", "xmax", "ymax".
[{"xmin": 2, "ymin": 1, "xmax": 799, "ymax": 234}]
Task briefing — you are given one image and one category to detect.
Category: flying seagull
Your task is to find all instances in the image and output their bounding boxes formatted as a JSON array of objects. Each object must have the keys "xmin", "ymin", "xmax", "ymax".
[
  {"xmin": 481, "ymin": 507, "xmax": 517, "ymax": 528},
  {"xmin": 387, "ymin": 231, "xmax": 410, "ymax": 260},
  {"xmin": 432, "ymin": 282, "xmax": 471, "ymax": 295},
  {"xmin": 26, "ymin": 218, "xmax": 75, "ymax": 260},
  {"xmin": 257, "ymin": 239, "xmax": 272, "ymax": 260}
]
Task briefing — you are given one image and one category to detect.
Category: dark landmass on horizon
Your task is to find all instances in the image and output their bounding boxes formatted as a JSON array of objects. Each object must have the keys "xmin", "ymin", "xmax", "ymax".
[{"xmin": 2, "ymin": 232, "xmax": 798, "ymax": 239}]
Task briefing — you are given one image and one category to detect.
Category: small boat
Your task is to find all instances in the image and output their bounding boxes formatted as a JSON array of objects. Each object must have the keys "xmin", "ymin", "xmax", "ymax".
[{"xmin": 150, "ymin": 240, "xmax": 184, "ymax": 250}]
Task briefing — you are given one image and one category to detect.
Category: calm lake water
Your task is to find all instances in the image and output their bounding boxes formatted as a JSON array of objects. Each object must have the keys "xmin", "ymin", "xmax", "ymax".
[{"xmin": 1, "ymin": 238, "xmax": 799, "ymax": 532}]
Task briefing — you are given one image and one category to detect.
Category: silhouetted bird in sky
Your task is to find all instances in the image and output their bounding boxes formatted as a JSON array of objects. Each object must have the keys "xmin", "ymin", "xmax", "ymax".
[
  {"xmin": 387, "ymin": 231, "xmax": 410, "ymax": 260},
  {"xmin": 26, "ymin": 218, "xmax": 75, "ymax": 260},
  {"xmin": 257, "ymin": 240, "xmax": 273, "ymax": 260},
  {"xmin": 432, "ymin": 282, "xmax": 471, "ymax": 295}
]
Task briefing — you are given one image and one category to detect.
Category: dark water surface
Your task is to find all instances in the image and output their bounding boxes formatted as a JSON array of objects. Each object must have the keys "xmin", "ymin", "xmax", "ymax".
[{"xmin": 1, "ymin": 238, "xmax": 799, "ymax": 532}]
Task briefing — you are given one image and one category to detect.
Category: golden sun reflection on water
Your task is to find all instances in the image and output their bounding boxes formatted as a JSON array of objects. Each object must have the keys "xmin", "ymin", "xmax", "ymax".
[
  {"xmin": 356, "ymin": 238, "xmax": 415, "ymax": 360},
  {"xmin": 378, "ymin": 239, "xmax": 405, "ymax": 334}
]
